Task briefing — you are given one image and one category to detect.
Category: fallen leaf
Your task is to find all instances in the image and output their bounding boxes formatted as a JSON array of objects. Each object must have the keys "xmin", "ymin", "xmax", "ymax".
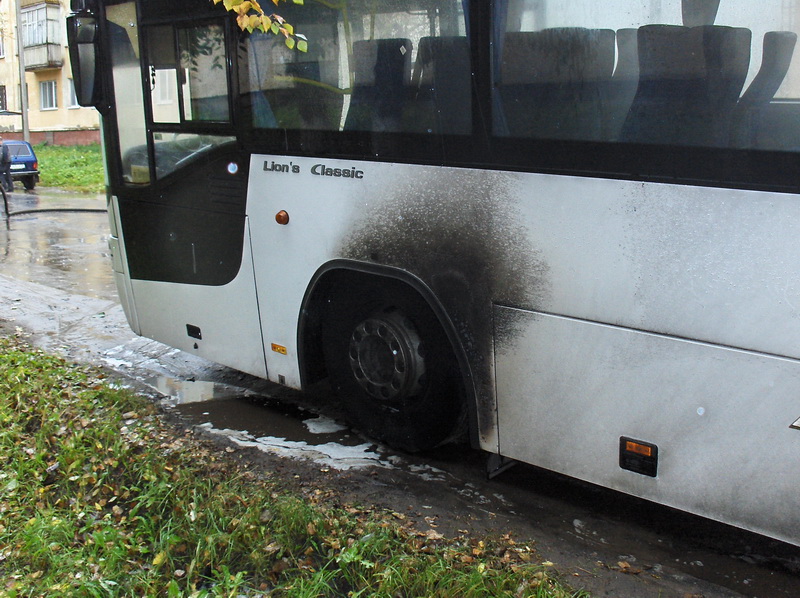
[{"xmin": 424, "ymin": 529, "xmax": 444, "ymax": 540}]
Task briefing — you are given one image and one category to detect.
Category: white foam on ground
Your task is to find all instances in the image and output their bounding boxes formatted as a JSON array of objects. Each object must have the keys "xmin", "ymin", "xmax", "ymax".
[
  {"xmin": 198, "ymin": 423, "xmax": 391, "ymax": 471},
  {"xmin": 303, "ymin": 415, "xmax": 348, "ymax": 435}
]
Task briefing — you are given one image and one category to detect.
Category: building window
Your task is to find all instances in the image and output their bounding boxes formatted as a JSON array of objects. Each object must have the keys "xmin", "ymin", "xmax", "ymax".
[
  {"xmin": 0, "ymin": 31, "xmax": 5, "ymax": 58},
  {"xmin": 40, "ymin": 80, "xmax": 57, "ymax": 110},
  {"xmin": 67, "ymin": 79, "xmax": 79, "ymax": 108},
  {"xmin": 0, "ymin": 86, "xmax": 6, "ymax": 111},
  {"xmin": 156, "ymin": 69, "xmax": 175, "ymax": 104},
  {"xmin": 22, "ymin": 4, "xmax": 60, "ymax": 47}
]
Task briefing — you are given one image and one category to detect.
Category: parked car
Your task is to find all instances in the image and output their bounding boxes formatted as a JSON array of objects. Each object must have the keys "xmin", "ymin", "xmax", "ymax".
[{"xmin": 5, "ymin": 140, "xmax": 39, "ymax": 190}]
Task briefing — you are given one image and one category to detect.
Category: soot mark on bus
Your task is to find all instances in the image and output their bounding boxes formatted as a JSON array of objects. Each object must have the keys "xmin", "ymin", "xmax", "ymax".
[{"xmin": 339, "ymin": 168, "xmax": 550, "ymax": 442}]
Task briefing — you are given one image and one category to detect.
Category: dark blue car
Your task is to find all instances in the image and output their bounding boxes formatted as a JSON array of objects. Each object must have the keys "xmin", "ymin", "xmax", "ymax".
[{"xmin": 5, "ymin": 140, "xmax": 39, "ymax": 190}]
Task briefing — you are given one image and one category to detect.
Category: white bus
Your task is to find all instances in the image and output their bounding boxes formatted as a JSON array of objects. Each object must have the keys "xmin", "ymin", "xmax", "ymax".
[{"xmin": 68, "ymin": 0, "xmax": 800, "ymax": 545}]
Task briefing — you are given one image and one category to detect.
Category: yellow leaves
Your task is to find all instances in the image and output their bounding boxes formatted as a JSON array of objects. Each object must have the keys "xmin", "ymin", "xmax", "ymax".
[
  {"xmin": 152, "ymin": 550, "xmax": 167, "ymax": 567},
  {"xmin": 472, "ymin": 539, "xmax": 486, "ymax": 556},
  {"xmin": 214, "ymin": 0, "xmax": 308, "ymax": 51}
]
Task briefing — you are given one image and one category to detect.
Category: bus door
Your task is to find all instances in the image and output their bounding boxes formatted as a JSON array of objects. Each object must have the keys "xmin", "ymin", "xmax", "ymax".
[{"xmin": 103, "ymin": 2, "xmax": 268, "ymax": 378}]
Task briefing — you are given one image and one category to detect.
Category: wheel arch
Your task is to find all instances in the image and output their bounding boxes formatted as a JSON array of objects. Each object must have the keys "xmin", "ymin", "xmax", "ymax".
[{"xmin": 297, "ymin": 259, "xmax": 480, "ymax": 446}]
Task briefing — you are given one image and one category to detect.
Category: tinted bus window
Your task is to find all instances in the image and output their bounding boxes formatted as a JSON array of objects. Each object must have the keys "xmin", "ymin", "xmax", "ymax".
[
  {"xmin": 494, "ymin": 0, "xmax": 800, "ymax": 151},
  {"xmin": 238, "ymin": 0, "xmax": 470, "ymax": 135}
]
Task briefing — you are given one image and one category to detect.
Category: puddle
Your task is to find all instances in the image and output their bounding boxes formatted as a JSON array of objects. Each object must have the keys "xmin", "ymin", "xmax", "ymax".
[
  {"xmin": 155, "ymin": 376, "xmax": 248, "ymax": 405},
  {"xmin": 149, "ymin": 376, "xmax": 462, "ymax": 480},
  {"xmin": 0, "ymin": 192, "xmax": 115, "ymax": 301},
  {"xmin": 152, "ymin": 376, "xmax": 394, "ymax": 471}
]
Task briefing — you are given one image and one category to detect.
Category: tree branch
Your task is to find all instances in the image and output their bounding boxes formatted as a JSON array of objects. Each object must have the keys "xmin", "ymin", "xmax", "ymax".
[{"xmin": 213, "ymin": 0, "xmax": 307, "ymax": 51}]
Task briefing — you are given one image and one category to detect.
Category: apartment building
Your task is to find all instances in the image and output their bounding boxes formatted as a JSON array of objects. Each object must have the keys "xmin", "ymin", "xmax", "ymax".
[{"xmin": 0, "ymin": 0, "xmax": 99, "ymax": 144}]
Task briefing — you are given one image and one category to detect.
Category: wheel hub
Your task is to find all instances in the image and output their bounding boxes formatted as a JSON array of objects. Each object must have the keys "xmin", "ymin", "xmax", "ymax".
[{"xmin": 348, "ymin": 310, "xmax": 426, "ymax": 401}]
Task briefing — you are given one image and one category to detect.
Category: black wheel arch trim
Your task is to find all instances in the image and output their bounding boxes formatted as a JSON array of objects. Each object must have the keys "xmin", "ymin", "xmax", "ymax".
[{"xmin": 297, "ymin": 258, "xmax": 480, "ymax": 447}]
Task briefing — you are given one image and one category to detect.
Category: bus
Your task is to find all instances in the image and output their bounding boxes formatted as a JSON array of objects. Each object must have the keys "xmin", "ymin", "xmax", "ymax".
[{"xmin": 68, "ymin": 0, "xmax": 800, "ymax": 546}]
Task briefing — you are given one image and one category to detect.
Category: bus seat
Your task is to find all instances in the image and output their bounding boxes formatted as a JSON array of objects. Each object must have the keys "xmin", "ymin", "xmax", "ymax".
[
  {"xmin": 621, "ymin": 25, "xmax": 702, "ymax": 144},
  {"xmin": 621, "ymin": 24, "xmax": 750, "ymax": 146},
  {"xmin": 681, "ymin": 0, "xmax": 720, "ymax": 27},
  {"xmin": 498, "ymin": 28, "xmax": 615, "ymax": 141},
  {"xmin": 605, "ymin": 28, "xmax": 640, "ymax": 139},
  {"xmin": 344, "ymin": 38, "xmax": 412, "ymax": 133},
  {"xmin": 692, "ymin": 25, "xmax": 751, "ymax": 146},
  {"xmin": 405, "ymin": 36, "xmax": 471, "ymax": 135},
  {"xmin": 731, "ymin": 31, "xmax": 798, "ymax": 148}
]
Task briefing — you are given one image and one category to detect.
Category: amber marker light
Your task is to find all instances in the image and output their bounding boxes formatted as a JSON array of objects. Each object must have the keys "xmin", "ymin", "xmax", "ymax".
[
  {"xmin": 275, "ymin": 210, "xmax": 290, "ymax": 225},
  {"xmin": 625, "ymin": 440, "xmax": 652, "ymax": 457}
]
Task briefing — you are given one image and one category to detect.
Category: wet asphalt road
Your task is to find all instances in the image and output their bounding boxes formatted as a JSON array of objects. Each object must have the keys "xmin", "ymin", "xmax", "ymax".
[{"xmin": 2, "ymin": 189, "xmax": 800, "ymax": 597}]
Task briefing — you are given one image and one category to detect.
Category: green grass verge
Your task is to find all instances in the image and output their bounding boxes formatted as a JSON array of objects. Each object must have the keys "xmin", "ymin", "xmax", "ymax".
[
  {"xmin": 34, "ymin": 144, "xmax": 106, "ymax": 193},
  {"xmin": 0, "ymin": 335, "xmax": 589, "ymax": 597}
]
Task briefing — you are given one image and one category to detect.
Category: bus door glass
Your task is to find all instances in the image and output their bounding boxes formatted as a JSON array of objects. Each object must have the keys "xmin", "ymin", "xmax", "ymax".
[
  {"xmin": 145, "ymin": 22, "xmax": 235, "ymax": 179},
  {"xmin": 106, "ymin": 2, "xmax": 149, "ymax": 184}
]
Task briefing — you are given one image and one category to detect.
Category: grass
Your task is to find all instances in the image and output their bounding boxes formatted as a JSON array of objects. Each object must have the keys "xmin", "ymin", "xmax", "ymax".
[
  {"xmin": 0, "ymin": 334, "xmax": 589, "ymax": 597},
  {"xmin": 34, "ymin": 143, "xmax": 106, "ymax": 193}
]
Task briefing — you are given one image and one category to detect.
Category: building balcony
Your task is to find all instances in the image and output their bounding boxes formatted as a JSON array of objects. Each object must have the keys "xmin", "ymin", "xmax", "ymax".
[{"xmin": 24, "ymin": 43, "xmax": 63, "ymax": 70}]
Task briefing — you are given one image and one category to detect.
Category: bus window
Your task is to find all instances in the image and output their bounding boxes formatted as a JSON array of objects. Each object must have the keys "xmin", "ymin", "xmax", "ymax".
[
  {"xmin": 179, "ymin": 24, "xmax": 231, "ymax": 122},
  {"xmin": 238, "ymin": 0, "xmax": 469, "ymax": 135},
  {"xmin": 239, "ymin": 23, "xmax": 343, "ymax": 131},
  {"xmin": 494, "ymin": 0, "xmax": 800, "ymax": 151},
  {"xmin": 152, "ymin": 132, "xmax": 236, "ymax": 179},
  {"xmin": 147, "ymin": 25, "xmax": 180, "ymax": 124},
  {"xmin": 146, "ymin": 23, "xmax": 231, "ymax": 124},
  {"xmin": 107, "ymin": 2, "xmax": 149, "ymax": 184}
]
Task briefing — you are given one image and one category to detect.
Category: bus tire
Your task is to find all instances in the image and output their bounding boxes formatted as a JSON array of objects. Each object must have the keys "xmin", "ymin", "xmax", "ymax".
[{"xmin": 321, "ymin": 281, "xmax": 462, "ymax": 452}]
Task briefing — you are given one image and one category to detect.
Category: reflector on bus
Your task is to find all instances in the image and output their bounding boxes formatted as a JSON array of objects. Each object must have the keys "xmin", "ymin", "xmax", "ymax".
[{"xmin": 619, "ymin": 437, "xmax": 658, "ymax": 477}]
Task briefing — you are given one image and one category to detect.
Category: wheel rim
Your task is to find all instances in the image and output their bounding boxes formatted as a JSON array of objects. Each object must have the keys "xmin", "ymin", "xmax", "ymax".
[{"xmin": 347, "ymin": 309, "xmax": 426, "ymax": 402}]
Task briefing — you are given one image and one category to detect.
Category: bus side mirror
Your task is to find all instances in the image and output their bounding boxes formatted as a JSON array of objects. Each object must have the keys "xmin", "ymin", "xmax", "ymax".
[{"xmin": 67, "ymin": 14, "xmax": 102, "ymax": 107}]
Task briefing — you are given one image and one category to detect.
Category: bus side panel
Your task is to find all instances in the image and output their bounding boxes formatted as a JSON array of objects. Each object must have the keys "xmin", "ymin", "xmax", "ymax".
[
  {"xmin": 494, "ymin": 305, "xmax": 800, "ymax": 544},
  {"xmin": 510, "ymin": 175, "xmax": 800, "ymax": 361},
  {"xmin": 129, "ymin": 219, "xmax": 267, "ymax": 379}
]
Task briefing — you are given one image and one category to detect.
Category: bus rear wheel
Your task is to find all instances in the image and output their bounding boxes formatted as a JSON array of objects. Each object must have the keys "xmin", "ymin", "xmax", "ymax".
[{"xmin": 322, "ymin": 282, "xmax": 462, "ymax": 452}]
